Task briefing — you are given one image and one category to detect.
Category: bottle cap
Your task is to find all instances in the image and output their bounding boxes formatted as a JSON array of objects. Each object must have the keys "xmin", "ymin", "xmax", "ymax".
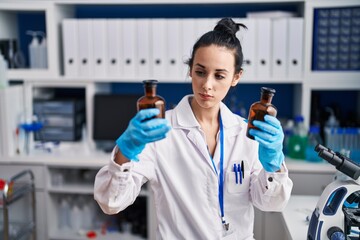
[
  {"xmin": 309, "ymin": 125, "xmax": 320, "ymax": 133},
  {"xmin": 143, "ymin": 79, "xmax": 158, "ymax": 86},
  {"xmin": 294, "ymin": 115, "xmax": 304, "ymax": 123},
  {"xmin": 261, "ymin": 87, "xmax": 276, "ymax": 94}
]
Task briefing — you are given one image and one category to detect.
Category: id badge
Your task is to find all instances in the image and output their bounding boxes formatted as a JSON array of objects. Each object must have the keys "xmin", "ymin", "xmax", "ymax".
[{"xmin": 222, "ymin": 226, "xmax": 237, "ymax": 239}]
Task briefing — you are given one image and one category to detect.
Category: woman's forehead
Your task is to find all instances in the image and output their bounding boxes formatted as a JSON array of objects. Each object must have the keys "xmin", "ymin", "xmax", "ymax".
[{"xmin": 193, "ymin": 45, "xmax": 236, "ymax": 69}]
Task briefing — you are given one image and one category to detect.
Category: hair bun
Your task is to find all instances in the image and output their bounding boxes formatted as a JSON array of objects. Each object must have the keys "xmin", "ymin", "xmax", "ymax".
[{"xmin": 214, "ymin": 18, "xmax": 239, "ymax": 36}]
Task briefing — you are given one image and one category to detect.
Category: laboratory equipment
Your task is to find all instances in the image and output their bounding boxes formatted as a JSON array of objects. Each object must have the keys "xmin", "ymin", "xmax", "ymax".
[
  {"xmin": 305, "ymin": 125, "xmax": 324, "ymax": 162},
  {"xmin": 246, "ymin": 87, "xmax": 277, "ymax": 140},
  {"xmin": 307, "ymin": 144, "xmax": 360, "ymax": 240},
  {"xmin": 137, "ymin": 80, "xmax": 165, "ymax": 119},
  {"xmin": 0, "ymin": 169, "xmax": 36, "ymax": 240},
  {"xmin": 287, "ymin": 115, "xmax": 308, "ymax": 160}
]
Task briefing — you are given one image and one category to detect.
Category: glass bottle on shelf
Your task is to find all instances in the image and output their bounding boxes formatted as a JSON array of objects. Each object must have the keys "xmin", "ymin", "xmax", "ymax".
[
  {"xmin": 246, "ymin": 87, "xmax": 277, "ymax": 140},
  {"xmin": 305, "ymin": 125, "xmax": 324, "ymax": 162},
  {"xmin": 137, "ymin": 79, "xmax": 165, "ymax": 118},
  {"xmin": 287, "ymin": 115, "xmax": 308, "ymax": 160}
]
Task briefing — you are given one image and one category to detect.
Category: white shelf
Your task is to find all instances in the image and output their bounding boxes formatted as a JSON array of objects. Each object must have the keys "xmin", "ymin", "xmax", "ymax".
[
  {"xmin": 6, "ymin": 0, "xmax": 305, "ymax": 4},
  {"xmin": 50, "ymin": 230, "xmax": 145, "ymax": 240},
  {"xmin": 48, "ymin": 183, "xmax": 149, "ymax": 196}
]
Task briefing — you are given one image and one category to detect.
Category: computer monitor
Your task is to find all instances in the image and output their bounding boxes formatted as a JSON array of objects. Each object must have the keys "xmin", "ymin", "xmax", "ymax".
[{"xmin": 93, "ymin": 94, "xmax": 141, "ymax": 152}]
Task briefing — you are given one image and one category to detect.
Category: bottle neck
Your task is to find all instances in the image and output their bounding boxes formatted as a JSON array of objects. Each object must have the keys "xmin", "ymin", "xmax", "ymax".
[
  {"xmin": 145, "ymin": 86, "xmax": 156, "ymax": 97},
  {"xmin": 260, "ymin": 93, "xmax": 273, "ymax": 104}
]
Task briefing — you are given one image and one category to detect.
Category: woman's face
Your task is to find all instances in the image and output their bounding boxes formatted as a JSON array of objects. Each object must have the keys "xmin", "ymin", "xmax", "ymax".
[{"xmin": 190, "ymin": 45, "xmax": 241, "ymax": 110}]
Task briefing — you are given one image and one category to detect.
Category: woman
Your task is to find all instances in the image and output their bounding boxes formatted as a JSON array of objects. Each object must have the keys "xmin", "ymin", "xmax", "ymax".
[{"xmin": 94, "ymin": 18, "xmax": 293, "ymax": 240}]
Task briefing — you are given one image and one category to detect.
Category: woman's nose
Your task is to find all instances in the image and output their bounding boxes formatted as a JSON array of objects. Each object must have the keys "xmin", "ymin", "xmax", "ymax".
[{"xmin": 202, "ymin": 77, "xmax": 213, "ymax": 90}]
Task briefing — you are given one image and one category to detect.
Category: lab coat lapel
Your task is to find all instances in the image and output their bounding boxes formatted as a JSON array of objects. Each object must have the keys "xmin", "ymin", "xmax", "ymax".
[{"xmin": 173, "ymin": 95, "xmax": 219, "ymax": 174}]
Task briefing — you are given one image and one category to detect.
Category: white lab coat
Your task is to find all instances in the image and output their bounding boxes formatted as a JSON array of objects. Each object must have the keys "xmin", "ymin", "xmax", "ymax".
[{"xmin": 94, "ymin": 95, "xmax": 293, "ymax": 240}]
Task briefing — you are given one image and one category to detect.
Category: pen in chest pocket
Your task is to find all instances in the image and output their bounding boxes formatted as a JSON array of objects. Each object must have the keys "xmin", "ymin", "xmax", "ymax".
[{"xmin": 233, "ymin": 162, "xmax": 245, "ymax": 184}]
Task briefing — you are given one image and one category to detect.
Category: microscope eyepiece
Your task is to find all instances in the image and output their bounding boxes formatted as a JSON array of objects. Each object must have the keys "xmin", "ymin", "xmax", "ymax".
[
  {"xmin": 314, "ymin": 144, "xmax": 360, "ymax": 180},
  {"xmin": 315, "ymin": 144, "xmax": 327, "ymax": 153}
]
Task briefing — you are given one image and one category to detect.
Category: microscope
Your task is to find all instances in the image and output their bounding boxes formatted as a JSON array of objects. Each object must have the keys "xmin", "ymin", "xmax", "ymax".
[{"xmin": 307, "ymin": 144, "xmax": 360, "ymax": 240}]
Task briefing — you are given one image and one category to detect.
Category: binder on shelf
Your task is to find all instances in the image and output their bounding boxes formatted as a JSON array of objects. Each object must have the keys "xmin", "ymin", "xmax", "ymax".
[
  {"xmin": 272, "ymin": 18, "xmax": 288, "ymax": 78},
  {"xmin": 136, "ymin": 19, "xmax": 151, "ymax": 79},
  {"xmin": 0, "ymin": 85, "xmax": 24, "ymax": 157},
  {"xmin": 236, "ymin": 18, "xmax": 256, "ymax": 80},
  {"xmin": 166, "ymin": 19, "xmax": 182, "ymax": 80},
  {"xmin": 288, "ymin": 18, "xmax": 304, "ymax": 78},
  {"xmin": 77, "ymin": 19, "xmax": 93, "ymax": 77},
  {"xmin": 122, "ymin": 19, "xmax": 137, "ymax": 79},
  {"xmin": 195, "ymin": 18, "xmax": 212, "ymax": 40},
  {"xmin": 92, "ymin": 19, "xmax": 107, "ymax": 77},
  {"xmin": 181, "ymin": 18, "xmax": 197, "ymax": 78},
  {"xmin": 62, "ymin": 19, "xmax": 79, "ymax": 77},
  {"xmin": 106, "ymin": 19, "xmax": 122, "ymax": 77},
  {"xmin": 151, "ymin": 19, "xmax": 167, "ymax": 79},
  {"xmin": 255, "ymin": 18, "xmax": 271, "ymax": 78}
]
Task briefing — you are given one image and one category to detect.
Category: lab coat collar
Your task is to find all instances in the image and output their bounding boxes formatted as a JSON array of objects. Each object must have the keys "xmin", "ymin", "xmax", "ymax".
[{"xmin": 173, "ymin": 94, "xmax": 241, "ymax": 130}]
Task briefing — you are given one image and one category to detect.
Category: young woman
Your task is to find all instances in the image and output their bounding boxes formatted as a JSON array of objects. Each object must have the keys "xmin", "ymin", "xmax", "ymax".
[{"xmin": 94, "ymin": 18, "xmax": 293, "ymax": 240}]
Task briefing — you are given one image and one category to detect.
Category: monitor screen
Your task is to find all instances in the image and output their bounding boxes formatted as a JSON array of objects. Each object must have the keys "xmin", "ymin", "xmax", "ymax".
[{"xmin": 93, "ymin": 94, "xmax": 141, "ymax": 151}]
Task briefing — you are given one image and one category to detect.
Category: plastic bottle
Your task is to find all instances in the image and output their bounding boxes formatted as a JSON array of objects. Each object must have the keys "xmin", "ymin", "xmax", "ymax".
[
  {"xmin": 37, "ymin": 31, "xmax": 48, "ymax": 69},
  {"xmin": 283, "ymin": 119, "xmax": 294, "ymax": 156},
  {"xmin": 287, "ymin": 115, "xmax": 308, "ymax": 160},
  {"xmin": 246, "ymin": 87, "xmax": 277, "ymax": 140},
  {"xmin": 305, "ymin": 125, "xmax": 324, "ymax": 162},
  {"xmin": 137, "ymin": 79, "xmax": 165, "ymax": 118},
  {"xmin": 0, "ymin": 53, "xmax": 8, "ymax": 89},
  {"xmin": 26, "ymin": 30, "xmax": 40, "ymax": 69},
  {"xmin": 58, "ymin": 197, "xmax": 71, "ymax": 230},
  {"xmin": 70, "ymin": 203, "xmax": 83, "ymax": 232}
]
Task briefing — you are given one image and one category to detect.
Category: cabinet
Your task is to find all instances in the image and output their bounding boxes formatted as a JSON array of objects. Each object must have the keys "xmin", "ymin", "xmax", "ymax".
[{"xmin": 0, "ymin": 0, "xmax": 359, "ymax": 239}]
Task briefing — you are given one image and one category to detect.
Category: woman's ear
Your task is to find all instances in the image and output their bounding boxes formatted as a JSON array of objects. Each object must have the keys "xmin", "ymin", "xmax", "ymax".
[{"xmin": 231, "ymin": 70, "xmax": 243, "ymax": 87}]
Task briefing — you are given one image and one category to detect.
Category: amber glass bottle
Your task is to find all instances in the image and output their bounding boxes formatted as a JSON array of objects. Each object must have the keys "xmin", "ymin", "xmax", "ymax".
[
  {"xmin": 246, "ymin": 87, "xmax": 277, "ymax": 140},
  {"xmin": 137, "ymin": 80, "xmax": 166, "ymax": 118}
]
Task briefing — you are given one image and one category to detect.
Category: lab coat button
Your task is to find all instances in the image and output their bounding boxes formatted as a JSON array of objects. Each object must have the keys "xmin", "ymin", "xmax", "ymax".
[{"xmin": 268, "ymin": 177, "xmax": 273, "ymax": 182}]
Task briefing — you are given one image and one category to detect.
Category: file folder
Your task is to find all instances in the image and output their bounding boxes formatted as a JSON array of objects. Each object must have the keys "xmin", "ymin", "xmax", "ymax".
[
  {"xmin": 195, "ymin": 18, "xmax": 212, "ymax": 40},
  {"xmin": 181, "ymin": 19, "xmax": 197, "ymax": 78},
  {"xmin": 106, "ymin": 19, "xmax": 122, "ymax": 77},
  {"xmin": 78, "ymin": 19, "xmax": 93, "ymax": 77},
  {"xmin": 288, "ymin": 18, "xmax": 304, "ymax": 78},
  {"xmin": 166, "ymin": 19, "xmax": 182, "ymax": 80},
  {"xmin": 272, "ymin": 18, "xmax": 288, "ymax": 78},
  {"xmin": 255, "ymin": 18, "xmax": 271, "ymax": 78},
  {"xmin": 236, "ymin": 18, "xmax": 256, "ymax": 80},
  {"xmin": 151, "ymin": 19, "xmax": 167, "ymax": 79},
  {"xmin": 122, "ymin": 19, "xmax": 137, "ymax": 79},
  {"xmin": 136, "ymin": 19, "xmax": 151, "ymax": 79},
  {"xmin": 62, "ymin": 19, "xmax": 79, "ymax": 77},
  {"xmin": 92, "ymin": 19, "xmax": 107, "ymax": 77}
]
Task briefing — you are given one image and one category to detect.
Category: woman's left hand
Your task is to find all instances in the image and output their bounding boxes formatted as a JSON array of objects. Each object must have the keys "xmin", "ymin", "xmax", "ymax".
[{"xmin": 249, "ymin": 115, "xmax": 284, "ymax": 172}]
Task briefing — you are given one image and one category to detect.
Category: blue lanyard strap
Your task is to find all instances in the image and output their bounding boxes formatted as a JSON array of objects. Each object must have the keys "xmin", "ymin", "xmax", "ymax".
[
  {"xmin": 208, "ymin": 114, "xmax": 228, "ymax": 230},
  {"xmin": 218, "ymin": 114, "xmax": 227, "ymax": 229}
]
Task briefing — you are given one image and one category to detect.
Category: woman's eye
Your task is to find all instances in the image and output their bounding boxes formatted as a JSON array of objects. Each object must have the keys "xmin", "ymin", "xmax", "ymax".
[
  {"xmin": 215, "ymin": 74, "xmax": 225, "ymax": 80},
  {"xmin": 195, "ymin": 71, "xmax": 205, "ymax": 77}
]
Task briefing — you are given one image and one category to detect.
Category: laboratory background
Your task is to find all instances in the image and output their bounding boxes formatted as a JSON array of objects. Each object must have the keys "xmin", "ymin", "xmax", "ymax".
[{"xmin": 0, "ymin": 0, "xmax": 359, "ymax": 239}]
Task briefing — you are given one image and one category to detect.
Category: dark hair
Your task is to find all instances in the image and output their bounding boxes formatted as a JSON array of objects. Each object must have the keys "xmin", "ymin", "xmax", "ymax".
[{"xmin": 186, "ymin": 18, "xmax": 247, "ymax": 73}]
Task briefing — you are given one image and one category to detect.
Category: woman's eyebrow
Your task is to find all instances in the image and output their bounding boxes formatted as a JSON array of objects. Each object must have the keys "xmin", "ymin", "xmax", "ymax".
[
  {"xmin": 195, "ymin": 63, "xmax": 229, "ymax": 72},
  {"xmin": 195, "ymin": 63, "xmax": 206, "ymax": 68}
]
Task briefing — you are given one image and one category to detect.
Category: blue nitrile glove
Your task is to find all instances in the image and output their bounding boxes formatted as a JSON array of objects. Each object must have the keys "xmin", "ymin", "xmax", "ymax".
[
  {"xmin": 249, "ymin": 115, "xmax": 284, "ymax": 172},
  {"xmin": 116, "ymin": 108, "xmax": 171, "ymax": 161}
]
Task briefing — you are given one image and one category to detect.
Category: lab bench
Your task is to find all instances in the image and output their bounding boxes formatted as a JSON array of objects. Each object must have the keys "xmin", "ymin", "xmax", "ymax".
[{"xmin": 0, "ymin": 143, "xmax": 338, "ymax": 240}]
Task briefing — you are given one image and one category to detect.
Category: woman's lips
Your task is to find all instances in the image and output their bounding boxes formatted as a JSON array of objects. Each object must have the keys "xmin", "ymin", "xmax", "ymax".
[{"xmin": 199, "ymin": 93, "xmax": 213, "ymax": 100}]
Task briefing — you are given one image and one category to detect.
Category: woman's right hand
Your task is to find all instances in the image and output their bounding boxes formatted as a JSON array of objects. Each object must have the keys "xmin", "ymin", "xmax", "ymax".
[{"xmin": 115, "ymin": 108, "xmax": 171, "ymax": 162}]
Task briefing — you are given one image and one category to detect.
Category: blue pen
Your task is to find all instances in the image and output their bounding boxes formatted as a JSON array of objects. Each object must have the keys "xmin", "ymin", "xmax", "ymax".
[
  {"xmin": 238, "ymin": 164, "xmax": 242, "ymax": 184},
  {"xmin": 233, "ymin": 164, "xmax": 238, "ymax": 184}
]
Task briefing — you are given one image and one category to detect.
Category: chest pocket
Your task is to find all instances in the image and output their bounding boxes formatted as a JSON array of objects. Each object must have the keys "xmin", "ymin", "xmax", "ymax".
[{"xmin": 226, "ymin": 160, "xmax": 250, "ymax": 194}]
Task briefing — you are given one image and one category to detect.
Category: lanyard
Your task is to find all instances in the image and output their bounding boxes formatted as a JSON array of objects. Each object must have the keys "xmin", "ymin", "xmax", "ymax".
[{"xmin": 209, "ymin": 114, "xmax": 229, "ymax": 231}]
